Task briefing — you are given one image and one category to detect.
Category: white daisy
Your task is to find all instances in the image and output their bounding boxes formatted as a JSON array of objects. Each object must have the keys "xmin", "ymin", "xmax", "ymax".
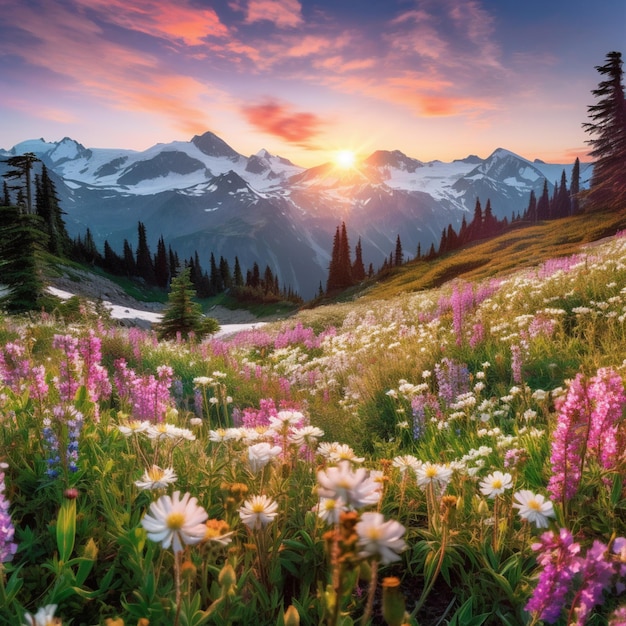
[
  {"xmin": 512, "ymin": 490, "xmax": 555, "ymax": 528},
  {"xmin": 479, "ymin": 471, "xmax": 513, "ymax": 498},
  {"xmin": 22, "ymin": 604, "xmax": 59, "ymax": 626},
  {"xmin": 135, "ymin": 465, "xmax": 178, "ymax": 491},
  {"xmin": 141, "ymin": 491, "xmax": 208, "ymax": 553},
  {"xmin": 415, "ymin": 462, "xmax": 452, "ymax": 491},
  {"xmin": 317, "ymin": 461, "xmax": 381, "ymax": 509},
  {"xmin": 247, "ymin": 442, "xmax": 282, "ymax": 473},
  {"xmin": 356, "ymin": 512, "xmax": 407, "ymax": 564},
  {"xmin": 239, "ymin": 494, "xmax": 279, "ymax": 530}
]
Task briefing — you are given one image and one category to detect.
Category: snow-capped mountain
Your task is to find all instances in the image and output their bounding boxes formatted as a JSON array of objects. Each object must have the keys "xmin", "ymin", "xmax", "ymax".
[{"xmin": 0, "ymin": 132, "xmax": 591, "ymax": 298}]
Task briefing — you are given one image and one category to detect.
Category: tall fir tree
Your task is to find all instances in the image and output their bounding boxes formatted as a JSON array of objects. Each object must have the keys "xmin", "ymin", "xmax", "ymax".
[
  {"xmin": 352, "ymin": 237, "xmax": 366, "ymax": 281},
  {"xmin": 0, "ymin": 206, "xmax": 47, "ymax": 312},
  {"xmin": 570, "ymin": 157, "xmax": 581, "ymax": 215},
  {"xmin": 233, "ymin": 256, "xmax": 244, "ymax": 287},
  {"xmin": 2, "ymin": 152, "xmax": 39, "ymax": 214},
  {"xmin": 35, "ymin": 164, "xmax": 70, "ymax": 255},
  {"xmin": 394, "ymin": 234, "xmax": 403, "ymax": 266},
  {"xmin": 582, "ymin": 51, "xmax": 626, "ymax": 211},
  {"xmin": 536, "ymin": 180, "xmax": 551, "ymax": 220},
  {"xmin": 135, "ymin": 221, "xmax": 156, "ymax": 284},
  {"xmin": 154, "ymin": 235, "xmax": 170, "ymax": 289}
]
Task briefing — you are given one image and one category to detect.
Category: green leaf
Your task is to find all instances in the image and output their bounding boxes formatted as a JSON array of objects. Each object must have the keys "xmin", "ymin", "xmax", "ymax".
[{"xmin": 56, "ymin": 498, "xmax": 76, "ymax": 563}]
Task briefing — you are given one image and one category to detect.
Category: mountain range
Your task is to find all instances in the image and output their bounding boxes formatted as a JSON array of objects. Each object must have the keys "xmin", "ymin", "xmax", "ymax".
[{"xmin": 0, "ymin": 132, "xmax": 592, "ymax": 299}]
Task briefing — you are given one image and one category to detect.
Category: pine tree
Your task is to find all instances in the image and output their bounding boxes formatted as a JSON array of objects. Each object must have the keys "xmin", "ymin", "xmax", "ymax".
[
  {"xmin": 135, "ymin": 222, "xmax": 155, "ymax": 284},
  {"xmin": 123, "ymin": 239, "xmax": 136, "ymax": 277},
  {"xmin": 394, "ymin": 234, "xmax": 403, "ymax": 266},
  {"xmin": 2, "ymin": 152, "xmax": 39, "ymax": 214},
  {"xmin": 337, "ymin": 222, "xmax": 352, "ymax": 287},
  {"xmin": 233, "ymin": 256, "xmax": 244, "ymax": 287},
  {"xmin": 2, "ymin": 181, "xmax": 11, "ymax": 206},
  {"xmin": 536, "ymin": 180, "xmax": 550, "ymax": 220},
  {"xmin": 0, "ymin": 205, "xmax": 47, "ymax": 312},
  {"xmin": 352, "ymin": 237, "xmax": 366, "ymax": 281},
  {"xmin": 219, "ymin": 256, "xmax": 232, "ymax": 290},
  {"xmin": 35, "ymin": 164, "xmax": 70, "ymax": 255},
  {"xmin": 525, "ymin": 190, "xmax": 538, "ymax": 222},
  {"xmin": 570, "ymin": 157, "xmax": 581, "ymax": 215},
  {"xmin": 154, "ymin": 236, "xmax": 169, "ymax": 289},
  {"xmin": 554, "ymin": 170, "xmax": 571, "ymax": 218},
  {"xmin": 467, "ymin": 198, "xmax": 483, "ymax": 241},
  {"xmin": 582, "ymin": 51, "xmax": 626, "ymax": 211},
  {"xmin": 154, "ymin": 266, "xmax": 219, "ymax": 341}
]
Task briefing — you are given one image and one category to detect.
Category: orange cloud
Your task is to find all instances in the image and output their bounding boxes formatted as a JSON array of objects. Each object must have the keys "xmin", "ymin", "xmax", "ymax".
[
  {"xmin": 241, "ymin": 100, "xmax": 324, "ymax": 147},
  {"xmin": 76, "ymin": 0, "xmax": 229, "ymax": 45},
  {"xmin": 244, "ymin": 0, "xmax": 303, "ymax": 28}
]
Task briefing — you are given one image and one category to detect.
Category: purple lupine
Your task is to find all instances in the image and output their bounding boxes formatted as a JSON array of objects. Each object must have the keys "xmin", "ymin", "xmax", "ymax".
[
  {"xmin": 79, "ymin": 330, "xmax": 112, "ymax": 420},
  {"xmin": 526, "ymin": 528, "xmax": 581, "ymax": 624},
  {"xmin": 448, "ymin": 283, "xmax": 475, "ymax": 345},
  {"xmin": 546, "ymin": 373, "xmax": 592, "ymax": 506},
  {"xmin": 569, "ymin": 540, "xmax": 615, "ymax": 625},
  {"xmin": 0, "ymin": 463, "xmax": 18, "ymax": 563},
  {"xmin": 53, "ymin": 334, "xmax": 81, "ymax": 403},
  {"xmin": 42, "ymin": 414, "xmax": 61, "ymax": 478},
  {"xmin": 435, "ymin": 358, "xmax": 470, "ymax": 407},
  {"xmin": 62, "ymin": 405, "xmax": 84, "ymax": 474},
  {"xmin": 0, "ymin": 341, "xmax": 31, "ymax": 392},
  {"xmin": 411, "ymin": 393, "xmax": 440, "ymax": 439},
  {"xmin": 469, "ymin": 322, "xmax": 485, "ymax": 348},
  {"xmin": 587, "ymin": 367, "xmax": 626, "ymax": 478}
]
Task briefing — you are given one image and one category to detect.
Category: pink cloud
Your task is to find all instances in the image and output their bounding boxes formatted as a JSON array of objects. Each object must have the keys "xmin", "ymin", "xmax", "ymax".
[
  {"xmin": 243, "ymin": 0, "xmax": 303, "ymax": 28},
  {"xmin": 241, "ymin": 99, "xmax": 324, "ymax": 147},
  {"xmin": 77, "ymin": 0, "xmax": 229, "ymax": 45}
]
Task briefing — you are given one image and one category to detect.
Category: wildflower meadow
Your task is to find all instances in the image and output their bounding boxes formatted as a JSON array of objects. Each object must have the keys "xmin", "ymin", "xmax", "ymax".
[{"xmin": 1, "ymin": 233, "xmax": 626, "ymax": 625}]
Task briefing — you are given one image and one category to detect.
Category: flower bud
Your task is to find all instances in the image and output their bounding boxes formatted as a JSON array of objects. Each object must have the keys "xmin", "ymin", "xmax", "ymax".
[
  {"xmin": 382, "ymin": 577, "xmax": 405, "ymax": 626},
  {"xmin": 283, "ymin": 605, "xmax": 300, "ymax": 626}
]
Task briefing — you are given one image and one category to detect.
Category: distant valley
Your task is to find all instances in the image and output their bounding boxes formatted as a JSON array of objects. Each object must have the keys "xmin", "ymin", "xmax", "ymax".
[{"xmin": 1, "ymin": 132, "xmax": 591, "ymax": 298}]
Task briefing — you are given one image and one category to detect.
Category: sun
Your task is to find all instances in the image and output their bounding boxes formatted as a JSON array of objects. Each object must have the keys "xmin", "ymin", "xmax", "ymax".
[{"xmin": 334, "ymin": 149, "xmax": 356, "ymax": 169}]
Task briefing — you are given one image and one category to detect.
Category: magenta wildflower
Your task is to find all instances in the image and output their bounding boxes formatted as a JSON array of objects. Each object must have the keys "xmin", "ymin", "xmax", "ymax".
[
  {"xmin": 587, "ymin": 367, "xmax": 626, "ymax": 478},
  {"xmin": 0, "ymin": 463, "xmax": 18, "ymax": 563},
  {"xmin": 569, "ymin": 540, "xmax": 615, "ymax": 626},
  {"xmin": 53, "ymin": 334, "xmax": 81, "ymax": 402},
  {"xmin": 526, "ymin": 528, "xmax": 581, "ymax": 624},
  {"xmin": 546, "ymin": 373, "xmax": 592, "ymax": 506}
]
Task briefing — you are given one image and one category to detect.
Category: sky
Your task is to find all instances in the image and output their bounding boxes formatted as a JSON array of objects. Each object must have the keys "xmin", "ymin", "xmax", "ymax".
[{"xmin": 0, "ymin": 0, "xmax": 623, "ymax": 167}]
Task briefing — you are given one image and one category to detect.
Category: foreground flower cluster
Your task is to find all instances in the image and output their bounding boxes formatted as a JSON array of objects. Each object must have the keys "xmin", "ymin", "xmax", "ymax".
[{"xmin": 0, "ymin": 234, "xmax": 625, "ymax": 625}]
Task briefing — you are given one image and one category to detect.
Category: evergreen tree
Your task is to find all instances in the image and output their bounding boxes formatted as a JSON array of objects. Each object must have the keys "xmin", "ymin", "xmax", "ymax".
[
  {"xmin": 154, "ymin": 267, "xmax": 219, "ymax": 341},
  {"xmin": 446, "ymin": 223, "xmax": 459, "ymax": 251},
  {"xmin": 168, "ymin": 246, "xmax": 180, "ymax": 278},
  {"xmin": 219, "ymin": 256, "xmax": 232, "ymax": 290},
  {"xmin": 250, "ymin": 262, "xmax": 260, "ymax": 288},
  {"xmin": 467, "ymin": 198, "xmax": 483, "ymax": 241},
  {"xmin": 135, "ymin": 222, "xmax": 155, "ymax": 284},
  {"xmin": 352, "ymin": 237, "xmax": 366, "ymax": 281},
  {"xmin": 337, "ymin": 222, "xmax": 352, "ymax": 287},
  {"xmin": 554, "ymin": 170, "xmax": 571, "ymax": 218},
  {"xmin": 582, "ymin": 51, "xmax": 626, "ymax": 211},
  {"xmin": 326, "ymin": 226, "xmax": 341, "ymax": 293},
  {"xmin": 2, "ymin": 181, "xmax": 11, "ymax": 206},
  {"xmin": 416, "ymin": 241, "xmax": 422, "ymax": 260},
  {"xmin": 458, "ymin": 215, "xmax": 468, "ymax": 244},
  {"xmin": 536, "ymin": 180, "xmax": 551, "ymax": 220},
  {"xmin": 2, "ymin": 152, "xmax": 39, "ymax": 213},
  {"xmin": 233, "ymin": 256, "xmax": 244, "ymax": 288},
  {"xmin": 0, "ymin": 205, "xmax": 47, "ymax": 312},
  {"xmin": 483, "ymin": 199, "xmax": 498, "ymax": 236},
  {"xmin": 438, "ymin": 228, "xmax": 448, "ymax": 254},
  {"xmin": 123, "ymin": 239, "xmax": 136, "ymax": 277},
  {"xmin": 570, "ymin": 157, "xmax": 581, "ymax": 215},
  {"xmin": 35, "ymin": 164, "xmax": 70, "ymax": 255},
  {"xmin": 154, "ymin": 236, "xmax": 169, "ymax": 289},
  {"xmin": 103, "ymin": 240, "xmax": 124, "ymax": 275},
  {"xmin": 263, "ymin": 265, "xmax": 275, "ymax": 294},
  {"xmin": 394, "ymin": 234, "xmax": 403, "ymax": 266},
  {"xmin": 525, "ymin": 190, "xmax": 538, "ymax": 222}
]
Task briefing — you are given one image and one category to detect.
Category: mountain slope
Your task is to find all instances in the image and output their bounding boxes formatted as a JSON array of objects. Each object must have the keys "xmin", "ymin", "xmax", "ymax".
[{"xmin": 1, "ymin": 133, "xmax": 591, "ymax": 298}]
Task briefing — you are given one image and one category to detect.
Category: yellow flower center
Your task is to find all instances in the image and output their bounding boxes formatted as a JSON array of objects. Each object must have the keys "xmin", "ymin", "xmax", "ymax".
[
  {"xmin": 147, "ymin": 466, "xmax": 165, "ymax": 481},
  {"xmin": 251, "ymin": 502, "xmax": 266, "ymax": 513},
  {"xmin": 527, "ymin": 499, "xmax": 541, "ymax": 511},
  {"xmin": 425, "ymin": 467, "xmax": 438, "ymax": 478},
  {"xmin": 492, "ymin": 479, "xmax": 502, "ymax": 489},
  {"xmin": 167, "ymin": 512, "xmax": 185, "ymax": 530}
]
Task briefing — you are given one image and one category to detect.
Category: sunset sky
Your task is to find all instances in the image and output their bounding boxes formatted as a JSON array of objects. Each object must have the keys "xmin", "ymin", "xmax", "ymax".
[{"xmin": 0, "ymin": 0, "xmax": 623, "ymax": 167}]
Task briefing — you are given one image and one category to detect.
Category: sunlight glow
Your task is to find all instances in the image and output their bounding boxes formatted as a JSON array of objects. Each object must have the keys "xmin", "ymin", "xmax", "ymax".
[{"xmin": 334, "ymin": 149, "xmax": 356, "ymax": 169}]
